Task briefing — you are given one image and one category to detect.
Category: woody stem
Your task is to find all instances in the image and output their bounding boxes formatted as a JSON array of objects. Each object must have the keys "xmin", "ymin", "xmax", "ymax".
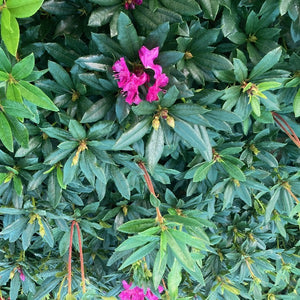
[
  {"xmin": 272, "ymin": 112, "xmax": 300, "ymax": 148},
  {"xmin": 68, "ymin": 221, "xmax": 75, "ymax": 295},
  {"xmin": 74, "ymin": 222, "xmax": 86, "ymax": 293},
  {"xmin": 284, "ymin": 187, "xmax": 300, "ymax": 204},
  {"xmin": 138, "ymin": 162, "xmax": 163, "ymax": 222}
]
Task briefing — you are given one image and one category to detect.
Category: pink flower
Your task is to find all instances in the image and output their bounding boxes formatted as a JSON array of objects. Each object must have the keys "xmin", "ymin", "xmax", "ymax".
[
  {"xmin": 125, "ymin": 0, "xmax": 142, "ymax": 10},
  {"xmin": 138, "ymin": 46, "xmax": 159, "ymax": 70},
  {"xmin": 145, "ymin": 288, "xmax": 158, "ymax": 300},
  {"xmin": 119, "ymin": 281, "xmax": 145, "ymax": 300},
  {"xmin": 17, "ymin": 267, "xmax": 25, "ymax": 282},
  {"xmin": 112, "ymin": 46, "xmax": 168, "ymax": 105},
  {"xmin": 158, "ymin": 286, "xmax": 164, "ymax": 294},
  {"xmin": 146, "ymin": 73, "xmax": 169, "ymax": 102},
  {"xmin": 112, "ymin": 57, "xmax": 131, "ymax": 89}
]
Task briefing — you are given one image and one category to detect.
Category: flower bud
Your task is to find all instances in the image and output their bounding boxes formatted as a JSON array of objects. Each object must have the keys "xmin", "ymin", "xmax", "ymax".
[
  {"xmin": 152, "ymin": 116, "xmax": 160, "ymax": 131},
  {"xmin": 166, "ymin": 116, "xmax": 175, "ymax": 128},
  {"xmin": 160, "ymin": 109, "xmax": 168, "ymax": 119}
]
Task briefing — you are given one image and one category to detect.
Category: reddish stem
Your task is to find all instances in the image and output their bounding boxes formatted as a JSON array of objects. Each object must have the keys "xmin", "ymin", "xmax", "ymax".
[
  {"xmin": 68, "ymin": 221, "xmax": 75, "ymax": 295},
  {"xmin": 272, "ymin": 112, "xmax": 300, "ymax": 148},
  {"xmin": 138, "ymin": 162, "xmax": 163, "ymax": 223},
  {"xmin": 68, "ymin": 221, "xmax": 86, "ymax": 295},
  {"xmin": 74, "ymin": 222, "xmax": 86, "ymax": 293}
]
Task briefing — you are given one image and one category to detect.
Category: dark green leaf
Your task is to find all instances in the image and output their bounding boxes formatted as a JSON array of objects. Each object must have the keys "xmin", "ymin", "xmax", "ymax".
[
  {"xmin": 113, "ymin": 117, "xmax": 151, "ymax": 150},
  {"xmin": 249, "ymin": 47, "xmax": 282, "ymax": 79}
]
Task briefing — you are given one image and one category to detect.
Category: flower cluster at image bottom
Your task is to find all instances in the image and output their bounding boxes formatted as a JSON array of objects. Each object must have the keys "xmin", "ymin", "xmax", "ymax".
[
  {"xmin": 119, "ymin": 281, "xmax": 164, "ymax": 300},
  {"xmin": 112, "ymin": 46, "xmax": 168, "ymax": 105}
]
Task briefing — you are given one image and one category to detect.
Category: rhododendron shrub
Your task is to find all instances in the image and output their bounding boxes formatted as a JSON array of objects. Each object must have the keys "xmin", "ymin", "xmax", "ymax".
[{"xmin": 0, "ymin": 0, "xmax": 299, "ymax": 300}]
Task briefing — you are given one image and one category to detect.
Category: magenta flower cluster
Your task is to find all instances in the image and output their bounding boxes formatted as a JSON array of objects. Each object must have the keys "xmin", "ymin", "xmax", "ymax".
[
  {"xmin": 124, "ymin": 0, "xmax": 143, "ymax": 10},
  {"xmin": 112, "ymin": 46, "xmax": 169, "ymax": 105},
  {"xmin": 119, "ymin": 281, "xmax": 164, "ymax": 300}
]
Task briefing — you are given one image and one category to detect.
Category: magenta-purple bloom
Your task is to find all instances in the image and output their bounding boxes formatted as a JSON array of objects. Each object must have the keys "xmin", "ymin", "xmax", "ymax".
[
  {"xmin": 112, "ymin": 46, "xmax": 168, "ymax": 105},
  {"xmin": 112, "ymin": 57, "xmax": 131, "ymax": 89},
  {"xmin": 124, "ymin": 0, "xmax": 142, "ymax": 10},
  {"xmin": 119, "ymin": 281, "xmax": 145, "ymax": 300},
  {"xmin": 18, "ymin": 267, "xmax": 25, "ymax": 282}
]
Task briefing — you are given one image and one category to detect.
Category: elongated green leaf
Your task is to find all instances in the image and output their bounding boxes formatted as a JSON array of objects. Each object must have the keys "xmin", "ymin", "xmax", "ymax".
[
  {"xmin": 0, "ymin": 48, "xmax": 12, "ymax": 72},
  {"xmin": 153, "ymin": 248, "xmax": 168, "ymax": 289},
  {"xmin": 48, "ymin": 61, "xmax": 74, "ymax": 90},
  {"xmin": 146, "ymin": 127, "xmax": 164, "ymax": 173},
  {"xmin": 110, "ymin": 165, "xmax": 130, "ymax": 199},
  {"xmin": 18, "ymin": 81, "xmax": 59, "ymax": 111},
  {"xmin": 168, "ymin": 259, "xmax": 181, "ymax": 299},
  {"xmin": 88, "ymin": 5, "xmax": 120, "ymax": 27},
  {"xmin": 265, "ymin": 188, "xmax": 281, "ymax": 222},
  {"xmin": 193, "ymin": 161, "xmax": 214, "ymax": 182},
  {"xmin": 113, "ymin": 117, "xmax": 151, "ymax": 150},
  {"xmin": 173, "ymin": 118, "xmax": 212, "ymax": 161},
  {"xmin": 6, "ymin": 83, "xmax": 23, "ymax": 103},
  {"xmin": 6, "ymin": 115, "xmax": 29, "ymax": 148},
  {"xmin": 157, "ymin": 51, "xmax": 184, "ymax": 68},
  {"xmin": 1, "ymin": 8, "xmax": 19, "ymax": 56},
  {"xmin": 7, "ymin": 0, "xmax": 43, "ymax": 18},
  {"xmin": 81, "ymin": 98, "xmax": 112, "ymax": 123},
  {"xmin": 160, "ymin": 86, "xmax": 179, "ymax": 107},
  {"xmin": 221, "ymin": 159, "xmax": 246, "ymax": 181},
  {"xmin": 117, "ymin": 219, "xmax": 156, "ymax": 233},
  {"xmin": 69, "ymin": 119, "xmax": 86, "ymax": 140},
  {"xmin": 198, "ymin": 0, "xmax": 219, "ymax": 20},
  {"xmin": 233, "ymin": 58, "xmax": 248, "ymax": 82},
  {"xmin": 117, "ymin": 12, "xmax": 140, "ymax": 61},
  {"xmin": 0, "ymin": 112, "xmax": 13, "ymax": 151},
  {"xmin": 2, "ymin": 99, "xmax": 34, "ymax": 118},
  {"xmin": 293, "ymin": 88, "xmax": 300, "ymax": 117},
  {"xmin": 249, "ymin": 47, "xmax": 282, "ymax": 79},
  {"xmin": 12, "ymin": 53, "xmax": 35, "ymax": 80},
  {"xmin": 161, "ymin": 0, "xmax": 201, "ymax": 16},
  {"xmin": 119, "ymin": 241, "xmax": 158, "ymax": 269},
  {"xmin": 144, "ymin": 22, "xmax": 170, "ymax": 49},
  {"xmin": 92, "ymin": 33, "xmax": 123, "ymax": 58},
  {"xmin": 165, "ymin": 230, "xmax": 195, "ymax": 271},
  {"xmin": 251, "ymin": 96, "xmax": 261, "ymax": 116},
  {"xmin": 116, "ymin": 235, "xmax": 159, "ymax": 252}
]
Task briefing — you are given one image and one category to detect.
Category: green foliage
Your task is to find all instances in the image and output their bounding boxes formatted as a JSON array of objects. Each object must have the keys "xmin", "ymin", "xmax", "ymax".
[{"xmin": 0, "ymin": 0, "xmax": 299, "ymax": 299}]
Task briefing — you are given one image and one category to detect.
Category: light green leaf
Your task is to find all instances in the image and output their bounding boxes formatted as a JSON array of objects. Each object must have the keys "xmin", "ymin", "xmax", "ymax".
[
  {"xmin": 293, "ymin": 88, "xmax": 300, "ymax": 117},
  {"xmin": 12, "ymin": 53, "xmax": 35, "ymax": 80},
  {"xmin": 119, "ymin": 241, "xmax": 157, "ymax": 270},
  {"xmin": 193, "ymin": 161, "xmax": 214, "ymax": 182},
  {"xmin": 0, "ymin": 112, "xmax": 13, "ymax": 151},
  {"xmin": 1, "ymin": 8, "xmax": 20, "ymax": 56},
  {"xmin": 6, "ymin": 83, "xmax": 23, "ymax": 103},
  {"xmin": 18, "ymin": 80, "xmax": 59, "ymax": 111},
  {"xmin": 251, "ymin": 96, "xmax": 261, "ymax": 117},
  {"xmin": 221, "ymin": 159, "xmax": 246, "ymax": 182},
  {"xmin": 6, "ymin": 0, "xmax": 43, "ymax": 18}
]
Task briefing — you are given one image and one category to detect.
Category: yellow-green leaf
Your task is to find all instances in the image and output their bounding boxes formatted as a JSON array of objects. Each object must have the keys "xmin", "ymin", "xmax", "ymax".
[
  {"xmin": 6, "ymin": 0, "xmax": 43, "ymax": 18},
  {"xmin": 1, "ymin": 8, "xmax": 20, "ymax": 56}
]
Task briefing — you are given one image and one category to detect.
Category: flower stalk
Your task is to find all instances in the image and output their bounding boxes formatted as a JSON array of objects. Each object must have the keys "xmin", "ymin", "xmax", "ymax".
[
  {"xmin": 272, "ymin": 112, "xmax": 300, "ymax": 148},
  {"xmin": 138, "ymin": 162, "xmax": 163, "ymax": 223},
  {"xmin": 68, "ymin": 220, "xmax": 86, "ymax": 296}
]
